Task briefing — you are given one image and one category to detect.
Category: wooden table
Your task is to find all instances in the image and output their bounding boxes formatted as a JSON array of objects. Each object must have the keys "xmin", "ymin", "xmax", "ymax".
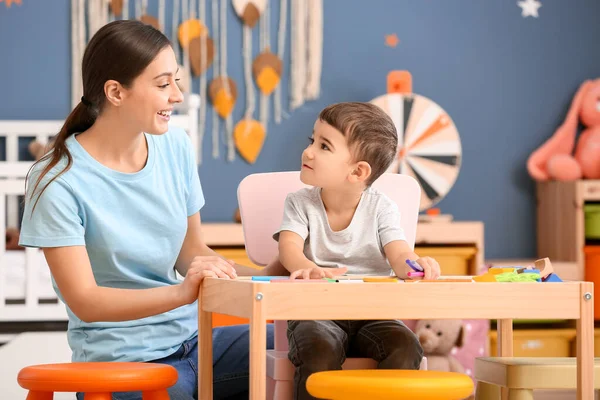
[{"xmin": 197, "ymin": 278, "xmax": 594, "ymax": 400}]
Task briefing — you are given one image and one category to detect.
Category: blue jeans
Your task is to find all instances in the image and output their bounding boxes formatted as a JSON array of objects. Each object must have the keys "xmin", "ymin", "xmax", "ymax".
[
  {"xmin": 287, "ymin": 319, "xmax": 422, "ymax": 400},
  {"xmin": 76, "ymin": 324, "xmax": 274, "ymax": 400}
]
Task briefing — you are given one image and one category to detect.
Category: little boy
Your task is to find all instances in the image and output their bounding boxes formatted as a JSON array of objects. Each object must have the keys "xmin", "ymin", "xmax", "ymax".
[{"xmin": 273, "ymin": 102, "xmax": 441, "ymax": 400}]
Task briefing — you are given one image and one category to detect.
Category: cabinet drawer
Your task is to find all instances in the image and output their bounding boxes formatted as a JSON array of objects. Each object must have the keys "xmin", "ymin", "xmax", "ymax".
[
  {"xmin": 414, "ymin": 246, "xmax": 477, "ymax": 275},
  {"xmin": 489, "ymin": 329, "xmax": 575, "ymax": 357}
]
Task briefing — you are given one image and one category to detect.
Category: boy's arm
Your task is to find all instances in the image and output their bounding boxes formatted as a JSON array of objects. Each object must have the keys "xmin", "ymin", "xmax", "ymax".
[
  {"xmin": 384, "ymin": 240, "xmax": 440, "ymax": 280},
  {"xmin": 278, "ymin": 232, "xmax": 347, "ymax": 279},
  {"xmin": 278, "ymin": 230, "xmax": 319, "ymax": 273},
  {"xmin": 383, "ymin": 240, "xmax": 420, "ymax": 279}
]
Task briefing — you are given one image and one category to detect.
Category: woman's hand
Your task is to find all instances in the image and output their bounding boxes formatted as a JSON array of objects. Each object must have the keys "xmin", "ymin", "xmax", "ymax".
[
  {"xmin": 179, "ymin": 256, "xmax": 237, "ymax": 304},
  {"xmin": 190, "ymin": 256, "xmax": 237, "ymax": 279}
]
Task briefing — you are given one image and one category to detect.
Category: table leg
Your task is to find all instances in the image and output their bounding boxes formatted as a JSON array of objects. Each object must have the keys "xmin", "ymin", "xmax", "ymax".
[
  {"xmin": 577, "ymin": 282, "xmax": 594, "ymax": 400},
  {"xmin": 497, "ymin": 319, "xmax": 513, "ymax": 400},
  {"xmin": 249, "ymin": 292, "xmax": 267, "ymax": 400},
  {"xmin": 198, "ymin": 288, "xmax": 213, "ymax": 400}
]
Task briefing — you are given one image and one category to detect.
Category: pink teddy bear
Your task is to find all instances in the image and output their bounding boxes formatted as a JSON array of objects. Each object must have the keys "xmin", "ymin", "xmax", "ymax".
[{"xmin": 528, "ymin": 79, "xmax": 600, "ymax": 181}]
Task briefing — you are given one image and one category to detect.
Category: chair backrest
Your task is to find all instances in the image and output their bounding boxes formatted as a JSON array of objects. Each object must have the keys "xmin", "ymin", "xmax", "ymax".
[{"xmin": 237, "ymin": 171, "xmax": 421, "ymax": 267}]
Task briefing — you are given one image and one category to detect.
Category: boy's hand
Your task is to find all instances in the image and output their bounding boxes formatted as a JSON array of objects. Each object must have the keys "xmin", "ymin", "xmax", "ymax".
[
  {"xmin": 415, "ymin": 257, "xmax": 441, "ymax": 280},
  {"xmin": 290, "ymin": 266, "xmax": 348, "ymax": 280}
]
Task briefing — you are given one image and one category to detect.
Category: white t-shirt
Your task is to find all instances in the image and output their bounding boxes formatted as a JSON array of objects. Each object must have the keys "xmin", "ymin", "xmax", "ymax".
[{"xmin": 273, "ymin": 186, "xmax": 407, "ymax": 276}]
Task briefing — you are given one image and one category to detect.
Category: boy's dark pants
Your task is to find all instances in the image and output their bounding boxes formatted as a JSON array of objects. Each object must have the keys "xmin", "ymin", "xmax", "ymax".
[{"xmin": 287, "ymin": 319, "xmax": 424, "ymax": 400}]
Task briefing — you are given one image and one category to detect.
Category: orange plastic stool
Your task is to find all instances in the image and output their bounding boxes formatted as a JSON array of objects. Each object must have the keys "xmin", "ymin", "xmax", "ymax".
[
  {"xmin": 306, "ymin": 370, "xmax": 474, "ymax": 400},
  {"xmin": 17, "ymin": 362, "xmax": 178, "ymax": 400}
]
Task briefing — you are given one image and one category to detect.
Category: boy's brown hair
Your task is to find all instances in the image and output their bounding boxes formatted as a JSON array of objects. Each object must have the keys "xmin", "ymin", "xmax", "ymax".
[{"xmin": 319, "ymin": 102, "xmax": 398, "ymax": 186}]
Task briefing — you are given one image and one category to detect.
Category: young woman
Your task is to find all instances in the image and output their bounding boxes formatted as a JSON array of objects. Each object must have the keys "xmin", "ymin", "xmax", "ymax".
[{"xmin": 19, "ymin": 20, "xmax": 281, "ymax": 400}]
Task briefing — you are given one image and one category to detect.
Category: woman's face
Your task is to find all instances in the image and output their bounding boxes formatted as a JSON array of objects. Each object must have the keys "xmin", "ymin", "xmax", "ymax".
[{"xmin": 121, "ymin": 46, "xmax": 184, "ymax": 135}]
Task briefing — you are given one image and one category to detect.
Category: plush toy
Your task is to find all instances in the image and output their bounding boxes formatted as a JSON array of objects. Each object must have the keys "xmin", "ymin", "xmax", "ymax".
[
  {"xmin": 415, "ymin": 319, "xmax": 465, "ymax": 373},
  {"xmin": 527, "ymin": 79, "xmax": 600, "ymax": 181}
]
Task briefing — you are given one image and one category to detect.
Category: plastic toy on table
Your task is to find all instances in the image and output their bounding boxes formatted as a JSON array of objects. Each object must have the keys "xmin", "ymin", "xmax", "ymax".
[{"xmin": 474, "ymin": 257, "xmax": 562, "ymax": 283}]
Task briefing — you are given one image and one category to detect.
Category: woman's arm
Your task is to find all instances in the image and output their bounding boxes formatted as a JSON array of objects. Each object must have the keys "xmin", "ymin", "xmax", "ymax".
[
  {"xmin": 44, "ymin": 246, "xmax": 193, "ymax": 323},
  {"xmin": 175, "ymin": 212, "xmax": 265, "ymax": 277}
]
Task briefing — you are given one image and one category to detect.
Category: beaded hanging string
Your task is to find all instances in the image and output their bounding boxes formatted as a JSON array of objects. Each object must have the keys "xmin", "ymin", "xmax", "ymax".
[
  {"xmin": 273, "ymin": 0, "xmax": 287, "ymax": 124},
  {"xmin": 210, "ymin": 0, "xmax": 220, "ymax": 158},
  {"xmin": 304, "ymin": 0, "xmax": 322, "ymax": 101},
  {"xmin": 221, "ymin": 0, "xmax": 235, "ymax": 161},
  {"xmin": 71, "ymin": 0, "xmax": 85, "ymax": 108},
  {"xmin": 158, "ymin": 0, "xmax": 166, "ymax": 31},
  {"xmin": 232, "ymin": 0, "xmax": 267, "ymax": 164},
  {"xmin": 196, "ymin": 0, "xmax": 208, "ymax": 162},
  {"xmin": 289, "ymin": 0, "xmax": 305, "ymax": 111}
]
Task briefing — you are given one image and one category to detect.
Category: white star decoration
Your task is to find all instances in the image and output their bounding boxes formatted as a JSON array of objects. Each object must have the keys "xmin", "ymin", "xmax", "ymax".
[{"xmin": 518, "ymin": 0, "xmax": 542, "ymax": 18}]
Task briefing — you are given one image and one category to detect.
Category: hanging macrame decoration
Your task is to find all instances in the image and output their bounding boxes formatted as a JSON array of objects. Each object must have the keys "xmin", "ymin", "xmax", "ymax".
[
  {"xmin": 0, "ymin": 0, "xmax": 22, "ymax": 8},
  {"xmin": 138, "ymin": 0, "xmax": 160, "ymax": 30},
  {"xmin": 177, "ymin": 0, "xmax": 194, "ymax": 98},
  {"xmin": 273, "ymin": 0, "xmax": 287, "ymax": 124},
  {"xmin": 290, "ymin": 0, "xmax": 322, "ymax": 111},
  {"xmin": 170, "ymin": 0, "xmax": 190, "ymax": 93},
  {"xmin": 232, "ymin": 0, "xmax": 264, "ymax": 27},
  {"xmin": 179, "ymin": 17, "xmax": 214, "ymax": 76},
  {"xmin": 232, "ymin": 0, "xmax": 267, "ymax": 164},
  {"xmin": 193, "ymin": 0, "xmax": 211, "ymax": 163},
  {"xmin": 110, "ymin": 0, "xmax": 123, "ymax": 16},
  {"xmin": 209, "ymin": 0, "xmax": 237, "ymax": 161},
  {"xmin": 71, "ymin": 0, "xmax": 114, "ymax": 108},
  {"xmin": 253, "ymin": 0, "xmax": 282, "ymax": 130}
]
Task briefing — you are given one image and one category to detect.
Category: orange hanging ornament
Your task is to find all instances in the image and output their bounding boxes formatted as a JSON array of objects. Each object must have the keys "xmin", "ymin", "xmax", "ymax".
[
  {"xmin": 110, "ymin": 0, "xmax": 123, "ymax": 16},
  {"xmin": 178, "ymin": 20, "xmax": 215, "ymax": 77},
  {"xmin": 140, "ymin": 14, "xmax": 160, "ymax": 30},
  {"xmin": 253, "ymin": 50, "xmax": 282, "ymax": 95},
  {"xmin": 232, "ymin": 0, "xmax": 266, "ymax": 28},
  {"xmin": 234, "ymin": 119, "xmax": 266, "ymax": 164},
  {"xmin": 0, "ymin": 0, "xmax": 22, "ymax": 7},
  {"xmin": 209, "ymin": 77, "xmax": 238, "ymax": 119}
]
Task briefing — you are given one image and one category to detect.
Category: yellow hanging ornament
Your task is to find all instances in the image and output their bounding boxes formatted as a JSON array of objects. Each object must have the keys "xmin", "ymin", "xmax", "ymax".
[
  {"xmin": 234, "ymin": 119, "xmax": 266, "ymax": 164},
  {"xmin": 209, "ymin": 76, "xmax": 237, "ymax": 118},
  {"xmin": 252, "ymin": 50, "xmax": 282, "ymax": 95},
  {"xmin": 178, "ymin": 20, "xmax": 215, "ymax": 77}
]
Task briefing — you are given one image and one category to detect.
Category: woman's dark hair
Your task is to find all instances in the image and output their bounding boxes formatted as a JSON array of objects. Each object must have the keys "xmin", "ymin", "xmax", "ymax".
[{"xmin": 27, "ymin": 20, "xmax": 171, "ymax": 213}]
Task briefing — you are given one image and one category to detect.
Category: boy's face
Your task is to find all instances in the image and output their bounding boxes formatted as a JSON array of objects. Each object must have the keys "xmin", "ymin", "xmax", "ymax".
[{"xmin": 300, "ymin": 120, "xmax": 355, "ymax": 188}]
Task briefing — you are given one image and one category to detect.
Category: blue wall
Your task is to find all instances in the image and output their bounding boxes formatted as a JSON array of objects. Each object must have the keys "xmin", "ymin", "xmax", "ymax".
[{"xmin": 1, "ymin": 1, "xmax": 600, "ymax": 259}]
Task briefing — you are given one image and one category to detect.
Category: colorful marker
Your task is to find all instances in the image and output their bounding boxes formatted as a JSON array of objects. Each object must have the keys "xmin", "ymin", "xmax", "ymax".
[
  {"xmin": 406, "ymin": 259, "xmax": 423, "ymax": 272},
  {"xmin": 407, "ymin": 271, "xmax": 425, "ymax": 278},
  {"xmin": 251, "ymin": 276, "xmax": 288, "ymax": 281}
]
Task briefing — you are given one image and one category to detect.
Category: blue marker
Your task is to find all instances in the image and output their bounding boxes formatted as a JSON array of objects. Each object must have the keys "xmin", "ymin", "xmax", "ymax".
[
  {"xmin": 406, "ymin": 259, "xmax": 423, "ymax": 272},
  {"xmin": 251, "ymin": 276, "xmax": 287, "ymax": 281}
]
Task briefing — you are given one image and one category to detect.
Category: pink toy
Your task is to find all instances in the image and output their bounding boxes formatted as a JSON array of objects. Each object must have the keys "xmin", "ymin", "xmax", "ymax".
[{"xmin": 527, "ymin": 79, "xmax": 600, "ymax": 181}]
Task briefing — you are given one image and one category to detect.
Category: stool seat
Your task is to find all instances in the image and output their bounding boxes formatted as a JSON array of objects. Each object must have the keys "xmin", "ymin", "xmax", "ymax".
[
  {"xmin": 18, "ymin": 362, "xmax": 178, "ymax": 393},
  {"xmin": 306, "ymin": 369, "xmax": 474, "ymax": 400}
]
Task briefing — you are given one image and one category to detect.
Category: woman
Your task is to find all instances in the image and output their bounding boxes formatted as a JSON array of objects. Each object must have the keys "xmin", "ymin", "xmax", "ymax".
[{"xmin": 19, "ymin": 20, "xmax": 281, "ymax": 400}]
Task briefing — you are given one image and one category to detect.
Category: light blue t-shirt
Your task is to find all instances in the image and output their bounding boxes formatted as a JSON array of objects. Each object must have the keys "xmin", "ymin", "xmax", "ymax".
[{"xmin": 19, "ymin": 127, "xmax": 204, "ymax": 363}]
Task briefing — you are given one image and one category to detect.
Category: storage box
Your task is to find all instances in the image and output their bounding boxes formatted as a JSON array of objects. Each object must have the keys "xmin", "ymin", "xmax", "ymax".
[
  {"xmin": 584, "ymin": 245, "xmax": 600, "ymax": 320},
  {"xmin": 488, "ymin": 329, "xmax": 575, "ymax": 357},
  {"xmin": 414, "ymin": 246, "xmax": 477, "ymax": 275},
  {"xmin": 585, "ymin": 203, "xmax": 600, "ymax": 239}
]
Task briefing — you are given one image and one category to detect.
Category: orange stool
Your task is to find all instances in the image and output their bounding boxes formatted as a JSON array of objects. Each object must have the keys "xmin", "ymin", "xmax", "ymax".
[
  {"xmin": 306, "ymin": 370, "xmax": 474, "ymax": 400},
  {"xmin": 17, "ymin": 362, "xmax": 178, "ymax": 400}
]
